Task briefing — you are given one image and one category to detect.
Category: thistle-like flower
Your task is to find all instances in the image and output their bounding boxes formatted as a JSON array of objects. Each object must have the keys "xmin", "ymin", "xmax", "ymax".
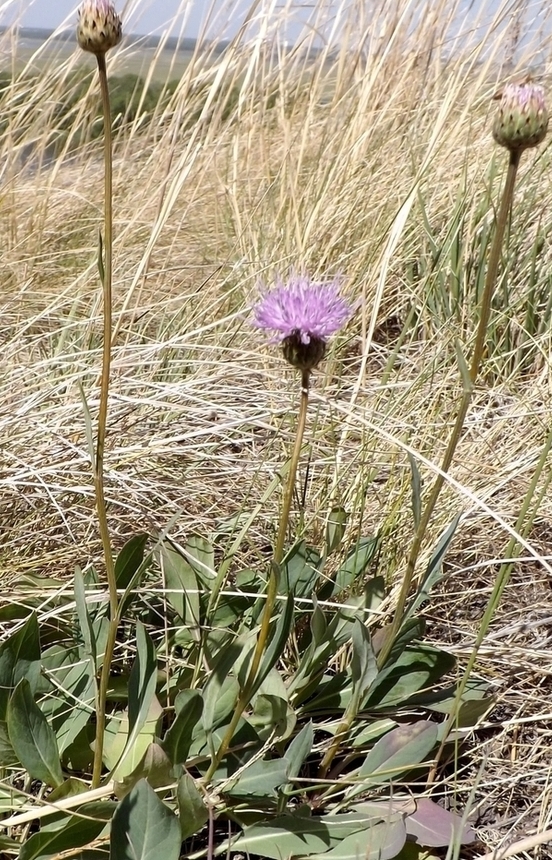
[
  {"xmin": 493, "ymin": 82, "xmax": 548, "ymax": 153},
  {"xmin": 77, "ymin": 0, "xmax": 122, "ymax": 55},
  {"xmin": 253, "ymin": 275, "xmax": 352, "ymax": 370}
]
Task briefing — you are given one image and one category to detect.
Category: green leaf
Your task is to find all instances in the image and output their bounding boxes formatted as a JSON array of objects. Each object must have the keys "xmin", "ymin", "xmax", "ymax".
[
  {"xmin": 307, "ymin": 818, "xmax": 406, "ymax": 860},
  {"xmin": 349, "ymin": 721, "xmax": 437, "ymax": 794},
  {"xmin": 349, "ymin": 620, "xmax": 377, "ymax": 707},
  {"xmin": 325, "ymin": 507, "xmax": 348, "ymax": 555},
  {"xmin": 252, "ymin": 594, "xmax": 294, "ymax": 696},
  {"xmin": 366, "ymin": 645, "xmax": 456, "ymax": 709},
  {"xmin": 103, "ymin": 698, "xmax": 162, "ymax": 780},
  {"xmin": 115, "ymin": 743, "xmax": 175, "ymax": 800},
  {"xmin": 18, "ymin": 802, "xmax": 113, "ymax": 860},
  {"xmin": 74, "ymin": 568, "xmax": 97, "ymax": 667},
  {"xmin": 127, "ymin": 623, "xmax": 157, "ymax": 742},
  {"xmin": 220, "ymin": 814, "xmax": 333, "ymax": 858},
  {"xmin": 7, "ymin": 679, "xmax": 63, "ymax": 787},
  {"xmin": 225, "ymin": 756, "xmax": 289, "ymax": 798},
  {"xmin": 50, "ymin": 659, "xmax": 96, "ymax": 754},
  {"xmin": 284, "ymin": 542, "xmax": 322, "ymax": 597},
  {"xmin": 115, "ymin": 534, "xmax": 149, "ymax": 589},
  {"xmin": 0, "ymin": 613, "xmax": 41, "ymax": 719},
  {"xmin": 404, "ymin": 516, "xmax": 461, "ymax": 621},
  {"xmin": 284, "ymin": 721, "xmax": 313, "ymax": 782},
  {"xmin": 110, "ymin": 779, "xmax": 181, "ymax": 860},
  {"xmin": 161, "ymin": 689, "xmax": 203, "ymax": 765},
  {"xmin": 177, "ymin": 772, "xmax": 208, "ymax": 840},
  {"xmin": 161, "ymin": 544, "xmax": 201, "ymax": 637},
  {"xmin": 0, "ymin": 720, "xmax": 18, "ymax": 766},
  {"xmin": 328, "ymin": 537, "xmax": 378, "ymax": 598}
]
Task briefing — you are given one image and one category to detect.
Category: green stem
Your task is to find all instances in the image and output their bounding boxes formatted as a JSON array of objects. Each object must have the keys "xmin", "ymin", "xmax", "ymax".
[
  {"xmin": 378, "ymin": 148, "xmax": 521, "ymax": 669},
  {"xmin": 91, "ymin": 50, "xmax": 117, "ymax": 790},
  {"xmin": 204, "ymin": 368, "xmax": 311, "ymax": 782}
]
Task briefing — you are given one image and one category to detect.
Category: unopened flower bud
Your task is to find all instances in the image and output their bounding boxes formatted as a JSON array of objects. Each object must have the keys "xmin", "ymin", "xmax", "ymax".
[
  {"xmin": 493, "ymin": 83, "xmax": 548, "ymax": 153},
  {"xmin": 77, "ymin": 0, "xmax": 122, "ymax": 55}
]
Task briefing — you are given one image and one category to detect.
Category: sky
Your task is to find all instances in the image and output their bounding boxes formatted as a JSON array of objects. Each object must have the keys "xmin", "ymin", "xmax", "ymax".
[{"xmin": 1, "ymin": 0, "xmax": 322, "ymax": 40}]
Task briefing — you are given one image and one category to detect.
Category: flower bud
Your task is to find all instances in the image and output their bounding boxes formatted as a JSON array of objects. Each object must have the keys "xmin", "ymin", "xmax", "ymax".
[
  {"xmin": 77, "ymin": 0, "xmax": 122, "ymax": 55},
  {"xmin": 492, "ymin": 83, "xmax": 548, "ymax": 153}
]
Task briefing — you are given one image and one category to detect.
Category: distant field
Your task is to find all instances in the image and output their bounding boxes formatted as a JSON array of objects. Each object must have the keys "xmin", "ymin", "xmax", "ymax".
[{"xmin": 5, "ymin": 35, "xmax": 194, "ymax": 82}]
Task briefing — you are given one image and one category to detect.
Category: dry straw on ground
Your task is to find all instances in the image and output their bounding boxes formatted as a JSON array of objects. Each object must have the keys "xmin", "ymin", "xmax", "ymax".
[{"xmin": 1, "ymin": 0, "xmax": 552, "ymax": 855}]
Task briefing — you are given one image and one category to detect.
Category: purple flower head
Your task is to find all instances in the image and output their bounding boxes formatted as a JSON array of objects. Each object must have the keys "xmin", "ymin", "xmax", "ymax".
[{"xmin": 253, "ymin": 274, "xmax": 353, "ymax": 370}]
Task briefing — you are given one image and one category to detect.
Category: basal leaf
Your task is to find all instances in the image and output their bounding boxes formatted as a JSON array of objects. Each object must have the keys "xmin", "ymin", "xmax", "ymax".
[
  {"xmin": 115, "ymin": 743, "xmax": 175, "ymax": 800},
  {"xmin": 161, "ymin": 689, "xmax": 203, "ymax": 765},
  {"xmin": 306, "ymin": 817, "xmax": 406, "ymax": 860},
  {"xmin": 325, "ymin": 507, "xmax": 348, "ymax": 555},
  {"xmin": 74, "ymin": 568, "xmax": 97, "ymax": 666},
  {"xmin": 110, "ymin": 779, "xmax": 181, "ymax": 860},
  {"xmin": 115, "ymin": 534, "xmax": 149, "ymax": 590},
  {"xmin": 7, "ymin": 679, "xmax": 63, "ymax": 787},
  {"xmin": 127, "ymin": 623, "xmax": 157, "ymax": 742},
  {"xmin": 18, "ymin": 802, "xmax": 113, "ymax": 860},
  {"xmin": 219, "ymin": 814, "xmax": 333, "ymax": 859},
  {"xmin": 224, "ymin": 756, "xmax": 288, "ymax": 798},
  {"xmin": 350, "ymin": 721, "xmax": 437, "ymax": 794},
  {"xmin": 177, "ymin": 772, "xmax": 208, "ymax": 840},
  {"xmin": 405, "ymin": 798, "xmax": 476, "ymax": 847},
  {"xmin": 284, "ymin": 721, "xmax": 314, "ymax": 781}
]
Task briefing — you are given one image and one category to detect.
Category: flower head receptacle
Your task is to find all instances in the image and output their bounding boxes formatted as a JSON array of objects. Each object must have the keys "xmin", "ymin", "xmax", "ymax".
[
  {"xmin": 493, "ymin": 82, "xmax": 548, "ymax": 153},
  {"xmin": 253, "ymin": 275, "xmax": 353, "ymax": 371},
  {"xmin": 77, "ymin": 0, "xmax": 122, "ymax": 55}
]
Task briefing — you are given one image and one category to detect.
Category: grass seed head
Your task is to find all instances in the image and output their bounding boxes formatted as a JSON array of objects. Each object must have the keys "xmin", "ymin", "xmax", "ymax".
[
  {"xmin": 492, "ymin": 82, "xmax": 549, "ymax": 153},
  {"xmin": 77, "ymin": 0, "xmax": 122, "ymax": 55}
]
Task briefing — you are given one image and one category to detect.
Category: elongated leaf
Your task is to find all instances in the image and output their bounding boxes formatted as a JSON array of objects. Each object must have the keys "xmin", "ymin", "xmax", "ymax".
[
  {"xmin": 74, "ymin": 568, "xmax": 97, "ymax": 667},
  {"xmin": 7, "ymin": 679, "xmax": 63, "ymax": 787},
  {"xmin": 252, "ymin": 594, "xmax": 294, "ymax": 696},
  {"xmin": 128, "ymin": 623, "xmax": 157, "ymax": 741},
  {"xmin": 329, "ymin": 537, "xmax": 378, "ymax": 598},
  {"xmin": 221, "ymin": 814, "xmax": 333, "ymax": 859},
  {"xmin": 284, "ymin": 721, "xmax": 313, "ymax": 784},
  {"xmin": 351, "ymin": 721, "xmax": 437, "ymax": 793},
  {"xmin": 405, "ymin": 798, "xmax": 476, "ymax": 847},
  {"xmin": 161, "ymin": 544, "xmax": 201, "ymax": 637},
  {"xmin": 325, "ymin": 507, "xmax": 348, "ymax": 555},
  {"xmin": 104, "ymin": 699, "xmax": 162, "ymax": 780},
  {"xmin": 284, "ymin": 542, "xmax": 322, "ymax": 597},
  {"xmin": 53, "ymin": 660, "xmax": 96, "ymax": 754},
  {"xmin": 366, "ymin": 644, "xmax": 455, "ymax": 708},
  {"xmin": 350, "ymin": 620, "xmax": 377, "ymax": 707},
  {"xmin": 115, "ymin": 534, "xmax": 149, "ymax": 589},
  {"xmin": 115, "ymin": 743, "xmax": 175, "ymax": 800},
  {"xmin": 177, "ymin": 772, "xmax": 208, "ymax": 840},
  {"xmin": 161, "ymin": 690, "xmax": 203, "ymax": 765},
  {"xmin": 19, "ymin": 801, "xmax": 113, "ymax": 860},
  {"xmin": 225, "ymin": 756, "xmax": 288, "ymax": 798},
  {"xmin": 405, "ymin": 516, "xmax": 461, "ymax": 620},
  {"xmin": 110, "ymin": 779, "xmax": 181, "ymax": 860},
  {"xmin": 0, "ymin": 613, "xmax": 41, "ymax": 719},
  {"xmin": 307, "ymin": 818, "xmax": 406, "ymax": 860}
]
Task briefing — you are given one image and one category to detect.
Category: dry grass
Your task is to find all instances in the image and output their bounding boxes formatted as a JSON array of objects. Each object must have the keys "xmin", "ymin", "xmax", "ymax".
[{"xmin": 2, "ymin": 0, "xmax": 552, "ymax": 855}]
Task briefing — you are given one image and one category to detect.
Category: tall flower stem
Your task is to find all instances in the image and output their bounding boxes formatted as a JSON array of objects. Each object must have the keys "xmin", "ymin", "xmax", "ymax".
[
  {"xmin": 204, "ymin": 368, "xmax": 311, "ymax": 782},
  {"xmin": 91, "ymin": 50, "xmax": 118, "ymax": 789},
  {"xmin": 378, "ymin": 148, "xmax": 522, "ymax": 669}
]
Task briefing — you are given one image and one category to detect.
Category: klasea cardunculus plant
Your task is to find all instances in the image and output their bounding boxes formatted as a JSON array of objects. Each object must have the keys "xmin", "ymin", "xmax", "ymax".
[
  {"xmin": 493, "ymin": 82, "xmax": 549, "ymax": 153},
  {"xmin": 77, "ymin": 0, "xmax": 122, "ymax": 55},
  {"xmin": 253, "ymin": 275, "xmax": 352, "ymax": 370},
  {"xmin": 205, "ymin": 275, "xmax": 353, "ymax": 780},
  {"xmin": 77, "ymin": 0, "xmax": 122, "ymax": 788}
]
